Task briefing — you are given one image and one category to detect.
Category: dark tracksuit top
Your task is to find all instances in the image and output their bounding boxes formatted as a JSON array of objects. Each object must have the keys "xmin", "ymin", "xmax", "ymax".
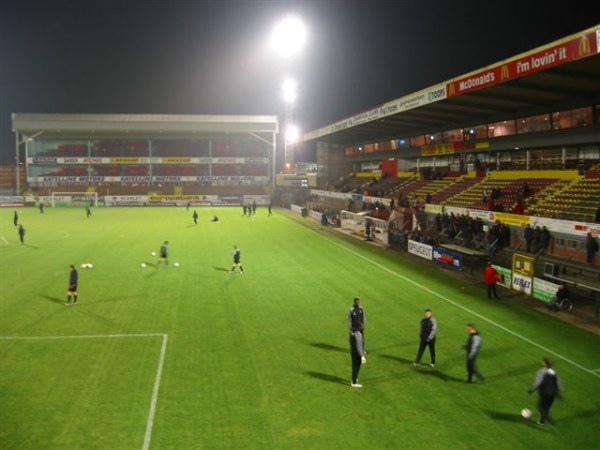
[
  {"xmin": 69, "ymin": 269, "xmax": 78, "ymax": 289},
  {"xmin": 420, "ymin": 317, "xmax": 437, "ymax": 342}
]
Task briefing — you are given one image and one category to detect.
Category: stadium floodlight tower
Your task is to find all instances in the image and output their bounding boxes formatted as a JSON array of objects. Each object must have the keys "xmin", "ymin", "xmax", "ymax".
[
  {"xmin": 282, "ymin": 78, "xmax": 298, "ymax": 170},
  {"xmin": 270, "ymin": 15, "xmax": 306, "ymax": 171}
]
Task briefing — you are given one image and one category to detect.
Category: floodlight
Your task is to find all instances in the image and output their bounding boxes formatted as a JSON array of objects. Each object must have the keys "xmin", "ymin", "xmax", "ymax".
[
  {"xmin": 286, "ymin": 124, "xmax": 300, "ymax": 144},
  {"xmin": 271, "ymin": 16, "xmax": 307, "ymax": 59},
  {"xmin": 282, "ymin": 78, "xmax": 297, "ymax": 104}
]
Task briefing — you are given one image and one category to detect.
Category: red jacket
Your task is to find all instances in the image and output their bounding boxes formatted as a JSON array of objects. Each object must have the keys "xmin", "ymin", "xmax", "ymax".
[{"xmin": 483, "ymin": 265, "xmax": 498, "ymax": 285}]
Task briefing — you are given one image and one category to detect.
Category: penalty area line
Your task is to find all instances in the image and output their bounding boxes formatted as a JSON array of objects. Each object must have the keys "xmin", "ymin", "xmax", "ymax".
[
  {"xmin": 1, "ymin": 333, "xmax": 169, "ymax": 450},
  {"xmin": 142, "ymin": 333, "xmax": 168, "ymax": 450},
  {"xmin": 308, "ymin": 227, "xmax": 600, "ymax": 379}
]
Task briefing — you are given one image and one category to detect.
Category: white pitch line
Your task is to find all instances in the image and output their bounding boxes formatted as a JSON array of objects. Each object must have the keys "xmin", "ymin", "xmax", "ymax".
[
  {"xmin": 0, "ymin": 333, "xmax": 166, "ymax": 340},
  {"xmin": 142, "ymin": 333, "xmax": 168, "ymax": 450},
  {"xmin": 592, "ymin": 369, "xmax": 600, "ymax": 373},
  {"xmin": 1, "ymin": 332, "xmax": 169, "ymax": 450},
  {"xmin": 311, "ymin": 227, "xmax": 600, "ymax": 379}
]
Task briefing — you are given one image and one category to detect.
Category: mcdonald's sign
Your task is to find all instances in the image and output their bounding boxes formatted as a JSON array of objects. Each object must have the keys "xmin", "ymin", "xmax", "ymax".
[{"xmin": 447, "ymin": 29, "xmax": 599, "ymax": 97}]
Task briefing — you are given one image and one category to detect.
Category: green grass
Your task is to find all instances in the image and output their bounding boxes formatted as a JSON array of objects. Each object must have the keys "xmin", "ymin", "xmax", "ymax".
[{"xmin": 1, "ymin": 206, "xmax": 599, "ymax": 450}]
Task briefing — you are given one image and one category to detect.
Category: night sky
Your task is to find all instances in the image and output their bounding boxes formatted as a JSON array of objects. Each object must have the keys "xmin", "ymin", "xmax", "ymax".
[{"xmin": 1, "ymin": 0, "xmax": 597, "ymax": 163}]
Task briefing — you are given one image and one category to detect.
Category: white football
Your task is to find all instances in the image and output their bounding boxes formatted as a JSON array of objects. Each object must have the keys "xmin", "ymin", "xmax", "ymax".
[
  {"xmin": 141, "ymin": 263, "xmax": 146, "ymax": 268},
  {"xmin": 174, "ymin": 262, "xmax": 180, "ymax": 267},
  {"xmin": 151, "ymin": 252, "xmax": 156, "ymax": 256},
  {"xmin": 521, "ymin": 408, "xmax": 532, "ymax": 419},
  {"xmin": 88, "ymin": 264, "xmax": 93, "ymax": 269}
]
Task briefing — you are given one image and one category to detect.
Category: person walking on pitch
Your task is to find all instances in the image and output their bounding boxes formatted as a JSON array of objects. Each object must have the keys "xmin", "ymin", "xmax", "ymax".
[
  {"xmin": 66, "ymin": 265, "xmax": 79, "ymax": 306},
  {"xmin": 17, "ymin": 224, "xmax": 25, "ymax": 244},
  {"xmin": 528, "ymin": 357, "xmax": 562, "ymax": 425},
  {"xmin": 465, "ymin": 323, "xmax": 484, "ymax": 383},
  {"xmin": 159, "ymin": 241, "xmax": 169, "ymax": 265},
  {"xmin": 414, "ymin": 309, "xmax": 437, "ymax": 368},
  {"xmin": 230, "ymin": 245, "xmax": 243, "ymax": 274}
]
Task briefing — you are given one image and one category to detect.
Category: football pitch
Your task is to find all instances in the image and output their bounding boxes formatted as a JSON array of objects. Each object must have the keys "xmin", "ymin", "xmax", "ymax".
[{"xmin": 1, "ymin": 206, "xmax": 599, "ymax": 450}]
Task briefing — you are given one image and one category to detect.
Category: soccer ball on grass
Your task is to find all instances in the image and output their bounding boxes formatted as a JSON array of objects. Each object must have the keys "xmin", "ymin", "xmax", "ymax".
[
  {"xmin": 521, "ymin": 408, "xmax": 532, "ymax": 419},
  {"xmin": 140, "ymin": 263, "xmax": 146, "ymax": 268}
]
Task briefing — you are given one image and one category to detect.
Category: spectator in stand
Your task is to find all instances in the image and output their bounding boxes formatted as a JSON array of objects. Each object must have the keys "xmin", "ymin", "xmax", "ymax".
[
  {"xmin": 524, "ymin": 224, "xmax": 535, "ymax": 253},
  {"xmin": 501, "ymin": 223, "xmax": 511, "ymax": 248},
  {"xmin": 596, "ymin": 206, "xmax": 600, "ymax": 224},
  {"xmin": 523, "ymin": 181, "xmax": 531, "ymax": 197},
  {"xmin": 540, "ymin": 226, "xmax": 551, "ymax": 253},
  {"xmin": 512, "ymin": 200, "xmax": 525, "ymax": 215},
  {"xmin": 425, "ymin": 193, "xmax": 432, "ymax": 204},
  {"xmin": 533, "ymin": 226, "xmax": 542, "ymax": 253},
  {"xmin": 585, "ymin": 232, "xmax": 599, "ymax": 266},
  {"xmin": 488, "ymin": 222, "xmax": 502, "ymax": 253},
  {"xmin": 483, "ymin": 262, "xmax": 500, "ymax": 299},
  {"xmin": 440, "ymin": 213, "xmax": 448, "ymax": 232}
]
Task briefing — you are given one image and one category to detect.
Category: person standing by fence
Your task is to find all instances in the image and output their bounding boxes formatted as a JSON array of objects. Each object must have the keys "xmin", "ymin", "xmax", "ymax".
[
  {"xmin": 586, "ymin": 232, "xmax": 598, "ymax": 266},
  {"xmin": 483, "ymin": 262, "xmax": 500, "ymax": 299}
]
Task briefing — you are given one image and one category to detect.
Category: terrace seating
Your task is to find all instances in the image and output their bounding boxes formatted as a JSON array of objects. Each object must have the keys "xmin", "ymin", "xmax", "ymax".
[
  {"xmin": 442, "ymin": 177, "xmax": 559, "ymax": 211},
  {"xmin": 366, "ymin": 176, "xmax": 412, "ymax": 197},
  {"xmin": 433, "ymin": 177, "xmax": 482, "ymax": 204},
  {"xmin": 339, "ymin": 176, "xmax": 367, "ymax": 193},
  {"xmin": 528, "ymin": 176, "xmax": 600, "ymax": 222},
  {"xmin": 414, "ymin": 176, "xmax": 461, "ymax": 202}
]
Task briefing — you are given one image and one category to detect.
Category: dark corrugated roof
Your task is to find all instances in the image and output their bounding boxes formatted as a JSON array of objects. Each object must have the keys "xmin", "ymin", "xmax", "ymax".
[{"xmin": 305, "ymin": 38, "xmax": 600, "ymax": 146}]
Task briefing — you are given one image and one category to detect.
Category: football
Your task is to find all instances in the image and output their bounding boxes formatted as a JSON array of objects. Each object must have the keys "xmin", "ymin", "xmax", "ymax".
[
  {"xmin": 141, "ymin": 263, "xmax": 146, "ymax": 268},
  {"xmin": 151, "ymin": 251, "xmax": 157, "ymax": 256},
  {"xmin": 521, "ymin": 408, "xmax": 532, "ymax": 419},
  {"xmin": 174, "ymin": 262, "xmax": 180, "ymax": 267}
]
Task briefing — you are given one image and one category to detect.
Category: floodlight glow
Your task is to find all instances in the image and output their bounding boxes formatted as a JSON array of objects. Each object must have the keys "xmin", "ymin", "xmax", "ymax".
[
  {"xmin": 282, "ymin": 78, "xmax": 298, "ymax": 104},
  {"xmin": 271, "ymin": 16, "xmax": 307, "ymax": 59},
  {"xmin": 285, "ymin": 124, "xmax": 300, "ymax": 144}
]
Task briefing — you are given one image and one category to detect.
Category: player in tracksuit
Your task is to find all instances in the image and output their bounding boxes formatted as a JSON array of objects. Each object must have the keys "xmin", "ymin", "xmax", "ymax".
[
  {"xmin": 348, "ymin": 298, "xmax": 366, "ymax": 387},
  {"xmin": 414, "ymin": 309, "xmax": 437, "ymax": 367},
  {"xmin": 230, "ymin": 245, "xmax": 243, "ymax": 274},
  {"xmin": 465, "ymin": 323, "xmax": 484, "ymax": 383},
  {"xmin": 528, "ymin": 358, "xmax": 562, "ymax": 425},
  {"xmin": 66, "ymin": 265, "xmax": 78, "ymax": 306},
  {"xmin": 159, "ymin": 241, "xmax": 169, "ymax": 265}
]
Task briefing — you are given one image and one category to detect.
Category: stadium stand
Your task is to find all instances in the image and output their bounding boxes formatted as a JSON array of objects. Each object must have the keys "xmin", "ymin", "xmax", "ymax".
[{"xmin": 527, "ymin": 176, "xmax": 600, "ymax": 222}]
